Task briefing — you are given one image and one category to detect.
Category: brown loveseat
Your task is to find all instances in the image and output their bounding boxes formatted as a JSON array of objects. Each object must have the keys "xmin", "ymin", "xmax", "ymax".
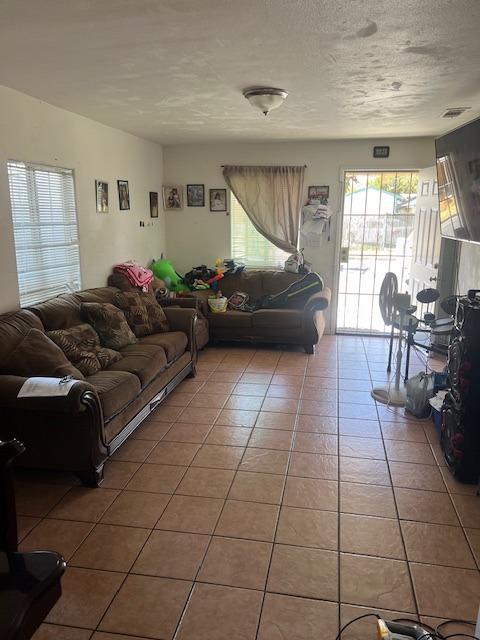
[
  {"xmin": 0, "ymin": 287, "xmax": 196, "ymax": 486},
  {"xmin": 188, "ymin": 270, "xmax": 330, "ymax": 353}
]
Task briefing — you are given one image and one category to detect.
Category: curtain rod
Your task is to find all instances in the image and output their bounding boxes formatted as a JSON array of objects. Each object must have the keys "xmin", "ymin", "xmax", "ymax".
[{"xmin": 221, "ymin": 164, "xmax": 307, "ymax": 168}]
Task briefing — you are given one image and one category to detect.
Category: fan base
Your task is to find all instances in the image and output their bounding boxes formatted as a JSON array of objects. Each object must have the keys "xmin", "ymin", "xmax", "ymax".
[{"xmin": 371, "ymin": 385, "xmax": 406, "ymax": 407}]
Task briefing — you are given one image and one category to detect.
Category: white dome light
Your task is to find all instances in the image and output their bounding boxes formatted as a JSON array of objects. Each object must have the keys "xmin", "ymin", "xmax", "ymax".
[{"xmin": 243, "ymin": 87, "xmax": 288, "ymax": 116}]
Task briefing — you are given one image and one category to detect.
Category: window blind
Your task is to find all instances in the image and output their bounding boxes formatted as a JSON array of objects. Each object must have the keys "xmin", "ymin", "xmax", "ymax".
[
  {"xmin": 230, "ymin": 194, "xmax": 289, "ymax": 268},
  {"xmin": 7, "ymin": 160, "xmax": 82, "ymax": 306}
]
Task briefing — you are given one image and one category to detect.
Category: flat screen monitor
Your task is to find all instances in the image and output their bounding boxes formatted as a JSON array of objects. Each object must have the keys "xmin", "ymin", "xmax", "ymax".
[{"xmin": 435, "ymin": 117, "xmax": 480, "ymax": 244}]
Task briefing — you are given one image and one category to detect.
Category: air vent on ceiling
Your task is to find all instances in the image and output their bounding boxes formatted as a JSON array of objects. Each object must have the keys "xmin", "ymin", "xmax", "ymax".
[{"xmin": 442, "ymin": 107, "xmax": 471, "ymax": 119}]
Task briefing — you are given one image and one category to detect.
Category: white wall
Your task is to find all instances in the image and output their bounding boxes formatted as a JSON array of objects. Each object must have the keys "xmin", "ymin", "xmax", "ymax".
[
  {"xmin": 457, "ymin": 242, "xmax": 480, "ymax": 293},
  {"xmin": 0, "ymin": 86, "xmax": 165, "ymax": 313},
  {"xmin": 164, "ymin": 138, "xmax": 435, "ymax": 331}
]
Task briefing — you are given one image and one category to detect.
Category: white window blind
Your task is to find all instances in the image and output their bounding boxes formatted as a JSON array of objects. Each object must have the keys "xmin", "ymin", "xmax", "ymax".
[
  {"xmin": 7, "ymin": 160, "xmax": 81, "ymax": 306},
  {"xmin": 230, "ymin": 194, "xmax": 289, "ymax": 268}
]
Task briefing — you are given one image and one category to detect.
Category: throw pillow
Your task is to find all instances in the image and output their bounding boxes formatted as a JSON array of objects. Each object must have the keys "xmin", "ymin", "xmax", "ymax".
[
  {"xmin": 0, "ymin": 328, "xmax": 85, "ymax": 379},
  {"xmin": 48, "ymin": 323, "xmax": 122, "ymax": 377},
  {"xmin": 114, "ymin": 291, "xmax": 170, "ymax": 337},
  {"xmin": 81, "ymin": 302, "xmax": 137, "ymax": 350}
]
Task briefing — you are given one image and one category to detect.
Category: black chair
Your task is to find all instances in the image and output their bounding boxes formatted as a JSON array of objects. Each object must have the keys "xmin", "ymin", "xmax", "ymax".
[{"xmin": 0, "ymin": 439, "xmax": 66, "ymax": 640}]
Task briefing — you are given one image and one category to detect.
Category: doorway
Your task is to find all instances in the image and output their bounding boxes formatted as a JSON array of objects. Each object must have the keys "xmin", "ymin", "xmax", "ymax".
[{"xmin": 336, "ymin": 170, "xmax": 418, "ymax": 334}]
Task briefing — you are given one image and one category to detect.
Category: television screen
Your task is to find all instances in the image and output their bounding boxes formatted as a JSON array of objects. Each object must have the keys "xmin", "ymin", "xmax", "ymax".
[{"xmin": 435, "ymin": 117, "xmax": 480, "ymax": 244}]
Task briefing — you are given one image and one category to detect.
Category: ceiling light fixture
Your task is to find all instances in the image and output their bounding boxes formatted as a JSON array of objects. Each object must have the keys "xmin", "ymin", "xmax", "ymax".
[{"xmin": 243, "ymin": 87, "xmax": 288, "ymax": 116}]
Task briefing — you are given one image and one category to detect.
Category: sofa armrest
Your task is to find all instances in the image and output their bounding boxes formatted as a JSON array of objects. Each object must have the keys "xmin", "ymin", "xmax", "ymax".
[
  {"xmin": 160, "ymin": 297, "xmax": 199, "ymax": 310},
  {"xmin": 0, "ymin": 375, "xmax": 99, "ymax": 416},
  {"xmin": 304, "ymin": 287, "xmax": 331, "ymax": 315},
  {"xmin": 163, "ymin": 308, "xmax": 197, "ymax": 362}
]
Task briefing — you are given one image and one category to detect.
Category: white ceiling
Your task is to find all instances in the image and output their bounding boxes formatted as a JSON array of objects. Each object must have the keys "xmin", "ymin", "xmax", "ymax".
[{"xmin": 1, "ymin": 0, "xmax": 480, "ymax": 144}]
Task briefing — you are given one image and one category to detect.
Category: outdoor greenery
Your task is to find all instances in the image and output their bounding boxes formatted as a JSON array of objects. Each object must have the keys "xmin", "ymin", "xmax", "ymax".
[{"xmin": 345, "ymin": 172, "xmax": 418, "ymax": 195}]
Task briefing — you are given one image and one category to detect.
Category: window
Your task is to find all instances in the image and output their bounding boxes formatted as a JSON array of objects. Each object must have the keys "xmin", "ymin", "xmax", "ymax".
[
  {"xmin": 7, "ymin": 160, "xmax": 81, "ymax": 306},
  {"xmin": 230, "ymin": 194, "xmax": 289, "ymax": 267}
]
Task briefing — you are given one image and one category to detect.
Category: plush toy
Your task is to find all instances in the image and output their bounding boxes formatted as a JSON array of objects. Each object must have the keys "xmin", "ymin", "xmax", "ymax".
[{"xmin": 150, "ymin": 258, "xmax": 190, "ymax": 292}]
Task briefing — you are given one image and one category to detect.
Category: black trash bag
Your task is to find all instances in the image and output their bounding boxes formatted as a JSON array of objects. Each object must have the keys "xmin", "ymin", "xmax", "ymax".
[
  {"xmin": 257, "ymin": 272, "xmax": 324, "ymax": 310},
  {"xmin": 183, "ymin": 265, "xmax": 216, "ymax": 287}
]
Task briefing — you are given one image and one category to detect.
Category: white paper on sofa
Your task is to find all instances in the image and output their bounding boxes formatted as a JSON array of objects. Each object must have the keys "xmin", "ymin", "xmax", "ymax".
[{"xmin": 18, "ymin": 376, "xmax": 80, "ymax": 398}]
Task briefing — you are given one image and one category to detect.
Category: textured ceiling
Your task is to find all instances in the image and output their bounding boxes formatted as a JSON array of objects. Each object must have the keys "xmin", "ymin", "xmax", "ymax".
[{"xmin": 1, "ymin": 0, "xmax": 480, "ymax": 143}]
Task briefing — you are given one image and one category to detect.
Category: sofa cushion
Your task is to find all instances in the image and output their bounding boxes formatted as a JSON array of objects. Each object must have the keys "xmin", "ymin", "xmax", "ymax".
[
  {"xmin": 47, "ymin": 323, "xmax": 122, "ymax": 377},
  {"xmin": 107, "ymin": 343, "xmax": 167, "ymax": 387},
  {"xmin": 208, "ymin": 310, "xmax": 253, "ymax": 328},
  {"xmin": 0, "ymin": 328, "xmax": 84, "ymax": 379},
  {"xmin": 114, "ymin": 291, "xmax": 170, "ymax": 337},
  {"xmin": 85, "ymin": 370, "xmax": 141, "ymax": 420},
  {"xmin": 260, "ymin": 270, "xmax": 301, "ymax": 295},
  {"xmin": 252, "ymin": 308, "xmax": 303, "ymax": 329},
  {"xmin": 140, "ymin": 332, "xmax": 187, "ymax": 362},
  {"xmin": 81, "ymin": 302, "xmax": 137, "ymax": 350},
  {"xmin": 219, "ymin": 271, "xmax": 265, "ymax": 299}
]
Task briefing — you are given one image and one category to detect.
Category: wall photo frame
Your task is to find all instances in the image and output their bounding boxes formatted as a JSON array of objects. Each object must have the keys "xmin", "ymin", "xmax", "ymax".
[
  {"xmin": 95, "ymin": 180, "xmax": 109, "ymax": 213},
  {"xmin": 117, "ymin": 180, "xmax": 130, "ymax": 210},
  {"xmin": 209, "ymin": 188, "xmax": 227, "ymax": 212},
  {"xmin": 149, "ymin": 191, "xmax": 159, "ymax": 218},
  {"xmin": 187, "ymin": 184, "xmax": 205, "ymax": 207},
  {"xmin": 163, "ymin": 186, "xmax": 183, "ymax": 210},
  {"xmin": 308, "ymin": 185, "xmax": 329, "ymax": 204}
]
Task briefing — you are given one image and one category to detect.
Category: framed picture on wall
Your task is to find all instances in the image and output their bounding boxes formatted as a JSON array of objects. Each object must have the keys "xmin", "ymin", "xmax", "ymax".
[
  {"xmin": 95, "ymin": 180, "xmax": 109, "ymax": 213},
  {"xmin": 117, "ymin": 180, "xmax": 130, "ymax": 210},
  {"xmin": 187, "ymin": 184, "xmax": 205, "ymax": 207},
  {"xmin": 209, "ymin": 188, "xmax": 227, "ymax": 212},
  {"xmin": 163, "ymin": 185, "xmax": 183, "ymax": 210},
  {"xmin": 149, "ymin": 191, "xmax": 159, "ymax": 218},
  {"xmin": 308, "ymin": 185, "xmax": 329, "ymax": 204}
]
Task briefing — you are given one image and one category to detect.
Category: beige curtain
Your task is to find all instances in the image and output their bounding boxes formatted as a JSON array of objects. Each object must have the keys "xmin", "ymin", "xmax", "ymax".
[{"xmin": 223, "ymin": 165, "xmax": 305, "ymax": 253}]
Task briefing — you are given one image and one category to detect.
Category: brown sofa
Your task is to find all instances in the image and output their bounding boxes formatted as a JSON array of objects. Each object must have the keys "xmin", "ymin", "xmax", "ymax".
[
  {"xmin": 188, "ymin": 270, "xmax": 330, "ymax": 353},
  {"xmin": 0, "ymin": 287, "xmax": 197, "ymax": 486}
]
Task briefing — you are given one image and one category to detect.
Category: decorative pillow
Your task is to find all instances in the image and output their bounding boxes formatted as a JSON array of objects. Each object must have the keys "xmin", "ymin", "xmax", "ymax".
[
  {"xmin": 0, "ymin": 329, "xmax": 85, "ymax": 379},
  {"xmin": 81, "ymin": 302, "xmax": 137, "ymax": 350},
  {"xmin": 114, "ymin": 291, "xmax": 170, "ymax": 337},
  {"xmin": 47, "ymin": 323, "xmax": 122, "ymax": 376}
]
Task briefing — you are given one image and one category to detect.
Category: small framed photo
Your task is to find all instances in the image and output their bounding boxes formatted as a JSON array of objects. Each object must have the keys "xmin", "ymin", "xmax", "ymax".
[
  {"xmin": 163, "ymin": 186, "xmax": 183, "ymax": 210},
  {"xmin": 421, "ymin": 180, "xmax": 430, "ymax": 196},
  {"xmin": 308, "ymin": 185, "xmax": 329, "ymax": 204},
  {"xmin": 95, "ymin": 180, "xmax": 109, "ymax": 213},
  {"xmin": 149, "ymin": 191, "xmax": 159, "ymax": 218},
  {"xmin": 117, "ymin": 180, "xmax": 130, "ymax": 210},
  {"xmin": 373, "ymin": 145, "xmax": 390, "ymax": 158},
  {"xmin": 187, "ymin": 184, "xmax": 205, "ymax": 207},
  {"xmin": 210, "ymin": 188, "xmax": 227, "ymax": 212}
]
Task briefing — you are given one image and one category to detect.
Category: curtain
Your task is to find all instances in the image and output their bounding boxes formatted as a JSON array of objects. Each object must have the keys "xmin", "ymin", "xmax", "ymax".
[{"xmin": 222, "ymin": 165, "xmax": 305, "ymax": 253}]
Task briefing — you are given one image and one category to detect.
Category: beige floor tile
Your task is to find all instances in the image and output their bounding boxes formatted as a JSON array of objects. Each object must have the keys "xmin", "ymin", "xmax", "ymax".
[
  {"xmin": 188, "ymin": 393, "xmax": 229, "ymax": 408},
  {"xmin": 266, "ymin": 384, "xmax": 302, "ymax": 399},
  {"xmin": 338, "ymin": 418, "xmax": 381, "ymax": 438},
  {"xmin": 255, "ymin": 411, "xmax": 296, "ymax": 430},
  {"xmin": 131, "ymin": 420, "xmax": 173, "ymax": 441},
  {"xmin": 261, "ymin": 397, "xmax": 299, "ymax": 413},
  {"xmin": 33, "ymin": 624, "xmax": 92, "ymax": 639},
  {"xmin": 203, "ymin": 379, "xmax": 238, "ymax": 391},
  {"xmin": 101, "ymin": 491, "xmax": 169, "ymax": 528},
  {"xmin": 229, "ymin": 471, "xmax": 284, "ymax": 504},
  {"xmin": 271, "ymin": 374, "xmax": 303, "ymax": 386},
  {"xmin": 233, "ymin": 382, "xmax": 268, "ymax": 396},
  {"xmin": 299, "ymin": 399, "xmax": 338, "ymax": 417},
  {"xmin": 16, "ymin": 515, "xmax": 41, "ymax": 543},
  {"xmin": 146, "ymin": 441, "xmax": 201, "ymax": 466},
  {"xmin": 304, "ymin": 376, "xmax": 338, "ymax": 389},
  {"xmin": 149, "ymin": 405, "xmax": 184, "ymax": 422},
  {"xmin": 384, "ymin": 440, "xmax": 436, "ymax": 465},
  {"xmin": 191, "ymin": 444, "xmax": 245, "ymax": 469},
  {"xmin": 162, "ymin": 422, "xmax": 212, "ymax": 444},
  {"xmin": 338, "ymin": 390, "xmax": 375, "ymax": 405},
  {"xmin": 179, "ymin": 406, "xmax": 221, "ymax": 424},
  {"xmin": 99, "ymin": 574, "xmax": 191, "ymax": 639},
  {"xmin": 176, "ymin": 466, "xmax": 235, "ymax": 498},
  {"xmin": 156, "ymin": 494, "xmax": 224, "ymax": 534},
  {"xmin": 132, "ymin": 529, "xmax": 210, "ymax": 579},
  {"xmin": 339, "ymin": 403, "xmax": 378, "ymax": 420},
  {"xmin": 205, "ymin": 425, "xmax": 251, "ymax": 446},
  {"xmin": 176, "ymin": 582, "xmax": 263, "ymax": 640},
  {"xmin": 69, "ymin": 523, "xmax": 149, "ymax": 572},
  {"xmin": 267, "ymin": 544, "xmax": 338, "ymax": 600},
  {"xmin": 339, "ymin": 436, "xmax": 385, "ymax": 460},
  {"xmin": 340, "ymin": 554, "xmax": 415, "ymax": 613},
  {"xmin": 101, "ymin": 461, "xmax": 141, "ymax": 489},
  {"xmin": 276, "ymin": 506, "xmax": 338, "ymax": 550},
  {"xmin": 215, "ymin": 500, "xmax": 279, "ymax": 541},
  {"xmin": 258, "ymin": 593, "xmax": 339, "ymax": 640},
  {"xmin": 339, "ymin": 482, "xmax": 397, "ymax": 518},
  {"xmin": 296, "ymin": 414, "xmax": 338, "ymax": 434},
  {"xmin": 110, "ymin": 439, "xmax": 157, "ymax": 463},
  {"xmin": 239, "ymin": 448, "xmax": 289, "ymax": 474},
  {"xmin": 389, "ymin": 461, "xmax": 446, "ymax": 491},
  {"xmin": 240, "ymin": 372, "xmax": 273, "ymax": 383},
  {"xmin": 46, "ymin": 567, "xmax": 124, "ymax": 629},
  {"xmin": 395, "ymin": 488, "xmax": 459, "ymax": 525},
  {"xmin": 225, "ymin": 395, "xmax": 264, "ymax": 410},
  {"xmin": 162, "ymin": 391, "xmax": 195, "ymax": 407},
  {"xmin": 216, "ymin": 408, "xmax": 259, "ymax": 427},
  {"xmin": 283, "ymin": 476, "xmax": 337, "ymax": 511},
  {"xmin": 451, "ymin": 493, "xmax": 480, "ymax": 528},
  {"xmin": 411, "ymin": 562, "xmax": 480, "ymax": 619},
  {"xmin": 381, "ymin": 421, "xmax": 427, "ymax": 442},
  {"xmin": 197, "ymin": 536, "xmax": 271, "ymax": 589},
  {"xmin": 302, "ymin": 387, "xmax": 338, "ymax": 402},
  {"xmin": 340, "ymin": 457, "xmax": 391, "ymax": 486},
  {"xmin": 14, "ymin": 482, "xmax": 70, "ymax": 518},
  {"xmin": 465, "ymin": 528, "xmax": 480, "ymax": 567},
  {"xmin": 126, "ymin": 463, "xmax": 186, "ymax": 493},
  {"xmin": 293, "ymin": 432, "xmax": 338, "ymax": 455},
  {"xmin": 49, "ymin": 488, "xmax": 119, "ymax": 523},
  {"xmin": 288, "ymin": 452, "xmax": 338, "ymax": 480},
  {"xmin": 20, "ymin": 518, "xmax": 93, "ymax": 561},
  {"xmin": 340, "ymin": 514, "xmax": 405, "ymax": 559},
  {"xmin": 401, "ymin": 521, "xmax": 476, "ymax": 568},
  {"xmin": 248, "ymin": 429, "xmax": 293, "ymax": 450}
]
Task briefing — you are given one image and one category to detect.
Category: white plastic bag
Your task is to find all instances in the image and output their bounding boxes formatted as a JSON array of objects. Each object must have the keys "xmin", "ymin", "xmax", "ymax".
[{"xmin": 405, "ymin": 372, "xmax": 434, "ymax": 418}]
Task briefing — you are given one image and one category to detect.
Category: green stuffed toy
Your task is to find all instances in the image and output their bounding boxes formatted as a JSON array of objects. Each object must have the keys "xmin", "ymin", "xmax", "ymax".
[{"xmin": 150, "ymin": 258, "xmax": 190, "ymax": 292}]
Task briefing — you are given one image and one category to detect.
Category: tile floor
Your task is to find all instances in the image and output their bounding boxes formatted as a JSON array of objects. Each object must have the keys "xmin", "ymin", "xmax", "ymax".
[{"xmin": 14, "ymin": 336, "xmax": 480, "ymax": 640}]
